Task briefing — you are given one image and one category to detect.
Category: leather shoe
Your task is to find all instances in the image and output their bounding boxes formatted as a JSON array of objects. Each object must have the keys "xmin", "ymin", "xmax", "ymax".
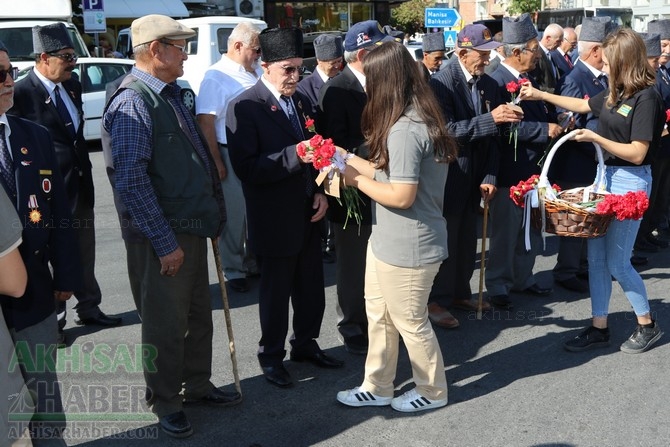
[
  {"xmin": 451, "ymin": 299, "xmax": 491, "ymax": 312},
  {"xmin": 290, "ymin": 350, "xmax": 344, "ymax": 368},
  {"xmin": 520, "ymin": 284, "xmax": 552, "ymax": 296},
  {"xmin": 631, "ymin": 255, "xmax": 648, "ymax": 266},
  {"xmin": 489, "ymin": 294, "xmax": 513, "ymax": 309},
  {"xmin": 556, "ymin": 277, "xmax": 590, "ymax": 293},
  {"xmin": 228, "ymin": 278, "xmax": 249, "ymax": 293},
  {"xmin": 343, "ymin": 335, "xmax": 368, "ymax": 355},
  {"xmin": 184, "ymin": 388, "xmax": 242, "ymax": 407},
  {"xmin": 261, "ymin": 365, "xmax": 293, "ymax": 388},
  {"xmin": 159, "ymin": 411, "xmax": 193, "ymax": 438},
  {"xmin": 76, "ymin": 312, "xmax": 122, "ymax": 327}
]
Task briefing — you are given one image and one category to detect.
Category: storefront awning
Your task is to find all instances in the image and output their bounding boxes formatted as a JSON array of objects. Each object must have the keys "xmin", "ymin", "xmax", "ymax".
[{"xmin": 102, "ymin": 0, "xmax": 190, "ymax": 19}]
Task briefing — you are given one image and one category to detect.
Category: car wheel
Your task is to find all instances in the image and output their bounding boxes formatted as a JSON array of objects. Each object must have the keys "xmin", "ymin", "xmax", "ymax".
[{"xmin": 181, "ymin": 88, "xmax": 196, "ymax": 115}]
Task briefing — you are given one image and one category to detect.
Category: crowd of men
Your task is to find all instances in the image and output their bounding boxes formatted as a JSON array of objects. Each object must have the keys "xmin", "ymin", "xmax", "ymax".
[{"xmin": 1, "ymin": 10, "xmax": 669, "ymax": 443}]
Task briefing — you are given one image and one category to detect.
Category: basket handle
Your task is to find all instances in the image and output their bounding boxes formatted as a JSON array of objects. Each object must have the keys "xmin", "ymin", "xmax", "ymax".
[{"xmin": 538, "ymin": 129, "xmax": 606, "ymax": 194}]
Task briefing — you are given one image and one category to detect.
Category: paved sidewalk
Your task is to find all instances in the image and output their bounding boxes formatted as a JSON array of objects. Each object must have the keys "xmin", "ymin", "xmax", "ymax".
[{"xmin": 54, "ymin": 151, "xmax": 670, "ymax": 447}]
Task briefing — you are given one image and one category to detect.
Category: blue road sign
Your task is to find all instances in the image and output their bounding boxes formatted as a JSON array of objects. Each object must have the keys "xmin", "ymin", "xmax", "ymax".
[
  {"xmin": 425, "ymin": 8, "xmax": 461, "ymax": 28},
  {"xmin": 443, "ymin": 30, "xmax": 458, "ymax": 47},
  {"xmin": 83, "ymin": 0, "xmax": 104, "ymax": 11}
]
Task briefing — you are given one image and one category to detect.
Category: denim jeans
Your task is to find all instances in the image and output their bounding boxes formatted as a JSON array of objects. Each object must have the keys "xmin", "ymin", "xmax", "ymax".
[{"xmin": 587, "ymin": 165, "xmax": 652, "ymax": 317}]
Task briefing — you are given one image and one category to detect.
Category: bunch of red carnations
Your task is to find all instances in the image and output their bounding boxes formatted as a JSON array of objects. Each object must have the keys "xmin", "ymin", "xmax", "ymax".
[
  {"xmin": 509, "ymin": 174, "xmax": 561, "ymax": 207},
  {"xmin": 595, "ymin": 191, "xmax": 649, "ymax": 221}
]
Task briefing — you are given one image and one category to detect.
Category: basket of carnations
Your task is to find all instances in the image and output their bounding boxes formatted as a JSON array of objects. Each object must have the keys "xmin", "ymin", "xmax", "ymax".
[
  {"xmin": 297, "ymin": 118, "xmax": 363, "ymax": 231},
  {"xmin": 510, "ymin": 129, "xmax": 649, "ymax": 239}
]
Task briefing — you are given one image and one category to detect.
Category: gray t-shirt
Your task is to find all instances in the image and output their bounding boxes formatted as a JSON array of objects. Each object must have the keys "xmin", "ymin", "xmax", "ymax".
[{"xmin": 370, "ymin": 109, "xmax": 448, "ymax": 268}]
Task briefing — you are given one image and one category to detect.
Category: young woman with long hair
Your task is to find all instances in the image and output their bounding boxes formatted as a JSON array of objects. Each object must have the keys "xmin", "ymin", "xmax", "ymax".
[
  {"xmin": 335, "ymin": 41, "xmax": 458, "ymax": 412},
  {"xmin": 519, "ymin": 28, "xmax": 665, "ymax": 354}
]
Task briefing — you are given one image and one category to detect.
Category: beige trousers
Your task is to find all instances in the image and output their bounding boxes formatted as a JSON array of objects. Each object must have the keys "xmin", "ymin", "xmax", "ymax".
[{"xmin": 361, "ymin": 244, "xmax": 448, "ymax": 401}]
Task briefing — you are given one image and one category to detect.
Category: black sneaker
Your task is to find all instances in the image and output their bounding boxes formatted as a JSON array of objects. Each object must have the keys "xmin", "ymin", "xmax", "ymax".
[
  {"xmin": 620, "ymin": 322, "xmax": 663, "ymax": 354},
  {"xmin": 564, "ymin": 326, "xmax": 610, "ymax": 352}
]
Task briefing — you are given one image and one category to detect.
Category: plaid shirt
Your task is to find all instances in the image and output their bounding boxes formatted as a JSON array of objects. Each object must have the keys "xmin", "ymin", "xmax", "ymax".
[{"xmin": 103, "ymin": 67, "xmax": 210, "ymax": 257}]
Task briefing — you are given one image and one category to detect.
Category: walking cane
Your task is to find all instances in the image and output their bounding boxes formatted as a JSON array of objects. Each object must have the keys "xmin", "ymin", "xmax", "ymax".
[
  {"xmin": 477, "ymin": 201, "xmax": 489, "ymax": 320},
  {"xmin": 210, "ymin": 239, "xmax": 242, "ymax": 395}
]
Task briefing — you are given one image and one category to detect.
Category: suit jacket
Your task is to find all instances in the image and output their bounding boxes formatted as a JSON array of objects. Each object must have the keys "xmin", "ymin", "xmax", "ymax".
[
  {"xmin": 226, "ymin": 81, "xmax": 319, "ymax": 257},
  {"xmin": 11, "ymin": 69, "xmax": 94, "ymax": 213},
  {"xmin": 550, "ymin": 49, "xmax": 573, "ymax": 79},
  {"xmin": 430, "ymin": 57, "xmax": 501, "ymax": 213},
  {"xmin": 0, "ymin": 115, "xmax": 80, "ymax": 331},
  {"xmin": 530, "ymin": 49, "xmax": 558, "ymax": 94},
  {"xmin": 490, "ymin": 64, "xmax": 557, "ymax": 187},
  {"xmin": 656, "ymin": 66, "xmax": 670, "ymax": 158},
  {"xmin": 317, "ymin": 66, "xmax": 372, "ymax": 224},
  {"xmin": 297, "ymin": 70, "xmax": 325, "ymax": 116},
  {"xmin": 551, "ymin": 60, "xmax": 604, "ymax": 184}
]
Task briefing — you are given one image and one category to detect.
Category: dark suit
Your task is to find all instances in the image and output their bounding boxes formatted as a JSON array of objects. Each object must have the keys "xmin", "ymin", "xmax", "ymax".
[
  {"xmin": 226, "ymin": 81, "xmax": 326, "ymax": 366},
  {"xmin": 486, "ymin": 64, "xmax": 557, "ymax": 296},
  {"xmin": 550, "ymin": 49, "xmax": 573, "ymax": 79},
  {"xmin": 0, "ymin": 114, "xmax": 79, "ymax": 441},
  {"xmin": 531, "ymin": 48, "xmax": 558, "ymax": 93},
  {"xmin": 550, "ymin": 59, "xmax": 603, "ymax": 282},
  {"xmin": 297, "ymin": 69, "xmax": 326, "ymax": 116},
  {"xmin": 11, "ymin": 69, "xmax": 103, "ymax": 324},
  {"xmin": 317, "ymin": 65, "xmax": 371, "ymax": 342},
  {"xmin": 429, "ymin": 57, "xmax": 502, "ymax": 305},
  {"xmin": 638, "ymin": 65, "xmax": 670, "ymax": 240}
]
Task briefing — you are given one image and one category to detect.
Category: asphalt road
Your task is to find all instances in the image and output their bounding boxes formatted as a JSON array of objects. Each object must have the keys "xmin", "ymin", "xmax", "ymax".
[{"xmin": 55, "ymin": 149, "xmax": 670, "ymax": 447}]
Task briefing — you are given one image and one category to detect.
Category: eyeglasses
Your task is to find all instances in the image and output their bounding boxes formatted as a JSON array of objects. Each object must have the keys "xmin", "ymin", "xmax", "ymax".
[
  {"xmin": 277, "ymin": 65, "xmax": 305, "ymax": 76},
  {"xmin": 521, "ymin": 46, "xmax": 540, "ymax": 54},
  {"xmin": 564, "ymin": 38, "xmax": 578, "ymax": 47},
  {"xmin": 0, "ymin": 66, "xmax": 18, "ymax": 83},
  {"xmin": 49, "ymin": 52, "xmax": 78, "ymax": 63},
  {"xmin": 160, "ymin": 41, "xmax": 187, "ymax": 54}
]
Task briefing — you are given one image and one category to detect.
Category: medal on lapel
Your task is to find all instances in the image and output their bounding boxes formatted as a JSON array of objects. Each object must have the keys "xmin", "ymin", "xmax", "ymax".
[{"xmin": 28, "ymin": 194, "xmax": 41, "ymax": 223}]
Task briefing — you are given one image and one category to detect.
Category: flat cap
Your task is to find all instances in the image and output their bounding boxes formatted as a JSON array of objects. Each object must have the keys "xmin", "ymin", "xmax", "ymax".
[{"xmin": 131, "ymin": 14, "xmax": 195, "ymax": 47}]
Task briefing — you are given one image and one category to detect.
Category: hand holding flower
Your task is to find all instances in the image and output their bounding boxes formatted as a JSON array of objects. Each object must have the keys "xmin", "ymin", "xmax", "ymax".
[{"xmin": 518, "ymin": 83, "xmax": 540, "ymax": 101}]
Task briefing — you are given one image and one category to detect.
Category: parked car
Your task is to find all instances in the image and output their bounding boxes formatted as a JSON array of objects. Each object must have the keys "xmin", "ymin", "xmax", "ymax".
[{"xmin": 16, "ymin": 58, "xmax": 196, "ymax": 142}]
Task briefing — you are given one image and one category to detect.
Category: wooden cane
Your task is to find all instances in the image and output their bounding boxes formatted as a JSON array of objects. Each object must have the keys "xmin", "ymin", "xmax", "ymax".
[
  {"xmin": 210, "ymin": 239, "xmax": 242, "ymax": 395},
  {"xmin": 477, "ymin": 201, "xmax": 489, "ymax": 320}
]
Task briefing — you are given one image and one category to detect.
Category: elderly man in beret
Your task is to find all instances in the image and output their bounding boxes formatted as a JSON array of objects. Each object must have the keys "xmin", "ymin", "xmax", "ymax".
[
  {"xmin": 420, "ymin": 32, "xmax": 446, "ymax": 79},
  {"xmin": 317, "ymin": 20, "xmax": 394, "ymax": 356},
  {"xmin": 298, "ymin": 33, "xmax": 343, "ymax": 115},
  {"xmin": 0, "ymin": 38, "xmax": 78, "ymax": 446},
  {"xmin": 550, "ymin": 17, "xmax": 615, "ymax": 292},
  {"xmin": 102, "ymin": 14, "xmax": 240, "ymax": 438},
  {"xmin": 226, "ymin": 27, "xmax": 343, "ymax": 389},
  {"xmin": 428, "ymin": 24, "xmax": 522, "ymax": 328},
  {"xmin": 636, "ymin": 20, "xmax": 670, "ymax": 252},
  {"xmin": 486, "ymin": 14, "xmax": 562, "ymax": 309}
]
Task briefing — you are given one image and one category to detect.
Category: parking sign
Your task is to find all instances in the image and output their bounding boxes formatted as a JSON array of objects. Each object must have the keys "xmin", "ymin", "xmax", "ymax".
[{"xmin": 83, "ymin": 0, "xmax": 106, "ymax": 33}]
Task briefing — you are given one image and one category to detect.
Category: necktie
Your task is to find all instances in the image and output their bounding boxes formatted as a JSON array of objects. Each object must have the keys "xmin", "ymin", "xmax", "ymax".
[
  {"xmin": 281, "ymin": 96, "xmax": 314, "ymax": 196},
  {"xmin": 598, "ymin": 74, "xmax": 608, "ymax": 89},
  {"xmin": 0, "ymin": 124, "xmax": 16, "ymax": 199},
  {"xmin": 54, "ymin": 86, "xmax": 76, "ymax": 140},
  {"xmin": 564, "ymin": 53, "xmax": 573, "ymax": 69},
  {"xmin": 469, "ymin": 77, "xmax": 481, "ymax": 115},
  {"xmin": 281, "ymin": 95, "xmax": 304, "ymax": 139}
]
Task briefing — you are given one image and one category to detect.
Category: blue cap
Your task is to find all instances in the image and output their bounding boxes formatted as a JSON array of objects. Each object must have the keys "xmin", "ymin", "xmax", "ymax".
[{"xmin": 344, "ymin": 20, "xmax": 394, "ymax": 52}]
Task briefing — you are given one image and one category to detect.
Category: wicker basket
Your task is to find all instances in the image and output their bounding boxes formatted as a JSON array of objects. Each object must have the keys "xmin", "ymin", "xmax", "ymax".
[{"xmin": 529, "ymin": 130, "xmax": 614, "ymax": 238}]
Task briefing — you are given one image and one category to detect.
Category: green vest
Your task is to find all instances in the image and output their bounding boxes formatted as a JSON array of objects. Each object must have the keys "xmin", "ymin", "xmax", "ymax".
[{"xmin": 125, "ymin": 79, "xmax": 223, "ymax": 239}]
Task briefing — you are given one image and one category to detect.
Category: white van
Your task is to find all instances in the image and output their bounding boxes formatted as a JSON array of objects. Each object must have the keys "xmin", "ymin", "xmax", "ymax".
[{"xmin": 116, "ymin": 16, "xmax": 267, "ymax": 95}]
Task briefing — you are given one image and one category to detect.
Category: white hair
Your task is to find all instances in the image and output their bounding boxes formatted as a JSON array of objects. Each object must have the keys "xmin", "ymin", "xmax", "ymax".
[{"xmin": 228, "ymin": 22, "xmax": 261, "ymax": 48}]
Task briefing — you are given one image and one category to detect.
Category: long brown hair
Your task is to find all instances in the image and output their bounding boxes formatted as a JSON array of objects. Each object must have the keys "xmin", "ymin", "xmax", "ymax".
[
  {"xmin": 361, "ymin": 41, "xmax": 457, "ymax": 171},
  {"xmin": 603, "ymin": 28, "xmax": 656, "ymax": 107}
]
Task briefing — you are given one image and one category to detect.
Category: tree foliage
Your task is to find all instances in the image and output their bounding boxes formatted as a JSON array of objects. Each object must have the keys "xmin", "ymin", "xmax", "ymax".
[
  {"xmin": 391, "ymin": 0, "xmax": 436, "ymax": 37},
  {"xmin": 507, "ymin": 0, "xmax": 541, "ymax": 16}
]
